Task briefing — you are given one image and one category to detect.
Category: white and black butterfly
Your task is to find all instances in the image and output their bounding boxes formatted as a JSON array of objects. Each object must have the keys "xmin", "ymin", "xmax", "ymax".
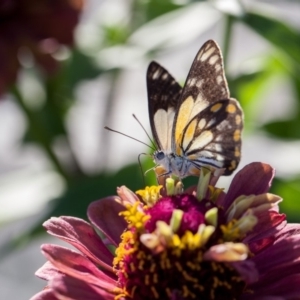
[{"xmin": 147, "ymin": 40, "xmax": 243, "ymax": 178}]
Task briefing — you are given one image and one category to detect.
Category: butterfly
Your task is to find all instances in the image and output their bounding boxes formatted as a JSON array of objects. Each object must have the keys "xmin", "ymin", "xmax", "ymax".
[{"xmin": 147, "ymin": 40, "xmax": 243, "ymax": 178}]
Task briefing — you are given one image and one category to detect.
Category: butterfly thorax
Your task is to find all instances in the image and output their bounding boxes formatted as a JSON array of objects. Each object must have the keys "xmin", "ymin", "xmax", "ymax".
[{"xmin": 153, "ymin": 150, "xmax": 196, "ymax": 178}]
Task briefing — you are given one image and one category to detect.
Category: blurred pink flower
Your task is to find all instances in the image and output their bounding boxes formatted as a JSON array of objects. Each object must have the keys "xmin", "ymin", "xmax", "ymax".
[
  {"xmin": 31, "ymin": 162, "xmax": 300, "ymax": 299},
  {"xmin": 0, "ymin": 0, "xmax": 83, "ymax": 95}
]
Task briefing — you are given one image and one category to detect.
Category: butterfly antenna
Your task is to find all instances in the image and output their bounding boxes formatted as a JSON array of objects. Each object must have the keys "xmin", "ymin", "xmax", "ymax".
[
  {"xmin": 104, "ymin": 127, "xmax": 156, "ymax": 151},
  {"xmin": 132, "ymin": 114, "xmax": 157, "ymax": 151}
]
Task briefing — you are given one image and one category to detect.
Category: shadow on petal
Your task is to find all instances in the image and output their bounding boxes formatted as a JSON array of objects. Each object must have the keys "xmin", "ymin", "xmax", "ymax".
[{"xmin": 88, "ymin": 197, "xmax": 127, "ymax": 246}]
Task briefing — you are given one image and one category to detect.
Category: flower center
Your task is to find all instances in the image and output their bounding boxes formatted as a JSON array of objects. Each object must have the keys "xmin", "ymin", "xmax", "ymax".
[
  {"xmin": 114, "ymin": 192, "xmax": 247, "ymax": 299},
  {"xmin": 118, "ymin": 239, "xmax": 245, "ymax": 299}
]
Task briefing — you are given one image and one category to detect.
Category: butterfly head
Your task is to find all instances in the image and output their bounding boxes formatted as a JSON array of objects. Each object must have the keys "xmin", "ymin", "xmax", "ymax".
[
  {"xmin": 153, "ymin": 150, "xmax": 170, "ymax": 176},
  {"xmin": 154, "ymin": 150, "xmax": 166, "ymax": 161}
]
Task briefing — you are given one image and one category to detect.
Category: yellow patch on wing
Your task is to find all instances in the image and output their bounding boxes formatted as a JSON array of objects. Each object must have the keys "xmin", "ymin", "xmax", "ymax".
[
  {"xmin": 181, "ymin": 119, "xmax": 197, "ymax": 150},
  {"xmin": 233, "ymin": 129, "xmax": 241, "ymax": 142},
  {"xmin": 176, "ymin": 142, "xmax": 183, "ymax": 156},
  {"xmin": 175, "ymin": 131, "xmax": 183, "ymax": 156},
  {"xmin": 228, "ymin": 160, "xmax": 237, "ymax": 171},
  {"xmin": 175, "ymin": 96, "xmax": 194, "ymax": 144},
  {"xmin": 235, "ymin": 114, "xmax": 242, "ymax": 125},
  {"xmin": 210, "ymin": 103, "xmax": 222, "ymax": 113},
  {"xmin": 194, "ymin": 94, "xmax": 209, "ymax": 114},
  {"xmin": 234, "ymin": 146, "xmax": 241, "ymax": 157},
  {"xmin": 226, "ymin": 104, "xmax": 236, "ymax": 114}
]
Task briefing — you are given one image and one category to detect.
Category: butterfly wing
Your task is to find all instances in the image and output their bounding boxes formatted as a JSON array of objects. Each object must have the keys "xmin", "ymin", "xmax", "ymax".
[
  {"xmin": 172, "ymin": 40, "xmax": 243, "ymax": 175},
  {"xmin": 147, "ymin": 61, "xmax": 182, "ymax": 151},
  {"xmin": 179, "ymin": 99, "xmax": 243, "ymax": 175}
]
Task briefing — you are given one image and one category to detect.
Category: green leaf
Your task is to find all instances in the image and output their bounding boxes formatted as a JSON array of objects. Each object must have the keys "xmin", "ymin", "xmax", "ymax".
[
  {"xmin": 144, "ymin": 0, "xmax": 183, "ymax": 21},
  {"xmin": 271, "ymin": 177, "xmax": 300, "ymax": 223},
  {"xmin": 241, "ymin": 11, "xmax": 300, "ymax": 65},
  {"xmin": 228, "ymin": 58, "xmax": 276, "ymax": 131},
  {"xmin": 65, "ymin": 48, "xmax": 103, "ymax": 92},
  {"xmin": 262, "ymin": 119, "xmax": 300, "ymax": 140},
  {"xmin": 228, "ymin": 51, "xmax": 298, "ymax": 134},
  {"xmin": 291, "ymin": 69, "xmax": 300, "ymax": 107},
  {"xmin": 102, "ymin": 25, "xmax": 130, "ymax": 46}
]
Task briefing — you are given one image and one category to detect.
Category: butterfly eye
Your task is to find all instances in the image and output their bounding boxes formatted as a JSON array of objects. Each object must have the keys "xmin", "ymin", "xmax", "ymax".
[{"xmin": 156, "ymin": 151, "xmax": 165, "ymax": 161}]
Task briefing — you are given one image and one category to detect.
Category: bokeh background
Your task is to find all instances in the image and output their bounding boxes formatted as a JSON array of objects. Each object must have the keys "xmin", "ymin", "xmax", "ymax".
[{"xmin": 0, "ymin": 0, "xmax": 300, "ymax": 299}]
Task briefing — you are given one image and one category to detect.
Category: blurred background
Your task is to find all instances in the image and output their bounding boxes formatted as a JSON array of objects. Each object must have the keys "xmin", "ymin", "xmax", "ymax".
[{"xmin": 0, "ymin": 0, "xmax": 299, "ymax": 298}]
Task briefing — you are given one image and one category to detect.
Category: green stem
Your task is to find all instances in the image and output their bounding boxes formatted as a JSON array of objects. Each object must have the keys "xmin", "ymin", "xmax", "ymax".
[
  {"xmin": 45, "ymin": 76, "xmax": 84, "ymax": 177},
  {"xmin": 11, "ymin": 85, "xmax": 70, "ymax": 182},
  {"xmin": 222, "ymin": 14, "xmax": 234, "ymax": 69}
]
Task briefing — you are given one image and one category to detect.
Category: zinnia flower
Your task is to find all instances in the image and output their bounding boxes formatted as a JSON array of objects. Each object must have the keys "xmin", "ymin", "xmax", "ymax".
[
  {"xmin": 0, "ymin": 0, "xmax": 83, "ymax": 95},
  {"xmin": 31, "ymin": 162, "xmax": 300, "ymax": 299}
]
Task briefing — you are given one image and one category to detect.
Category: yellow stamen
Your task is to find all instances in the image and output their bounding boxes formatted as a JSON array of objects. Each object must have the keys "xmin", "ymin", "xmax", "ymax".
[
  {"xmin": 136, "ymin": 185, "xmax": 162, "ymax": 206},
  {"xmin": 120, "ymin": 201, "xmax": 150, "ymax": 230},
  {"xmin": 208, "ymin": 185, "xmax": 224, "ymax": 202}
]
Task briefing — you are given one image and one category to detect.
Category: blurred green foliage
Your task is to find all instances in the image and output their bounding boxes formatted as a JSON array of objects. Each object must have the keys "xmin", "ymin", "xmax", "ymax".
[
  {"xmin": 2, "ymin": 0, "xmax": 300, "ymax": 250},
  {"xmin": 272, "ymin": 177, "xmax": 300, "ymax": 223}
]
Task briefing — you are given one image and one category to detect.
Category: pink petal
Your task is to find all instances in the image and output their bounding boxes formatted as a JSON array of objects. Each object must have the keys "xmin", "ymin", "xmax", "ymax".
[
  {"xmin": 250, "ymin": 223, "xmax": 300, "ymax": 254},
  {"xmin": 248, "ymin": 274, "xmax": 300, "ymax": 298},
  {"xmin": 43, "ymin": 216, "xmax": 114, "ymax": 271},
  {"xmin": 30, "ymin": 288, "xmax": 58, "ymax": 300},
  {"xmin": 252, "ymin": 210, "xmax": 286, "ymax": 237},
  {"xmin": 245, "ymin": 210, "xmax": 286, "ymax": 253},
  {"xmin": 50, "ymin": 274, "xmax": 115, "ymax": 300},
  {"xmin": 273, "ymin": 223, "xmax": 300, "ymax": 243},
  {"xmin": 251, "ymin": 260, "xmax": 300, "ymax": 288},
  {"xmin": 88, "ymin": 197, "xmax": 127, "ymax": 246},
  {"xmin": 41, "ymin": 244, "xmax": 116, "ymax": 290},
  {"xmin": 252, "ymin": 235, "xmax": 300, "ymax": 275},
  {"xmin": 242, "ymin": 295, "xmax": 285, "ymax": 300},
  {"xmin": 35, "ymin": 261, "xmax": 60, "ymax": 281},
  {"xmin": 230, "ymin": 260, "xmax": 259, "ymax": 284},
  {"xmin": 117, "ymin": 186, "xmax": 141, "ymax": 208},
  {"xmin": 224, "ymin": 162, "xmax": 275, "ymax": 210}
]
